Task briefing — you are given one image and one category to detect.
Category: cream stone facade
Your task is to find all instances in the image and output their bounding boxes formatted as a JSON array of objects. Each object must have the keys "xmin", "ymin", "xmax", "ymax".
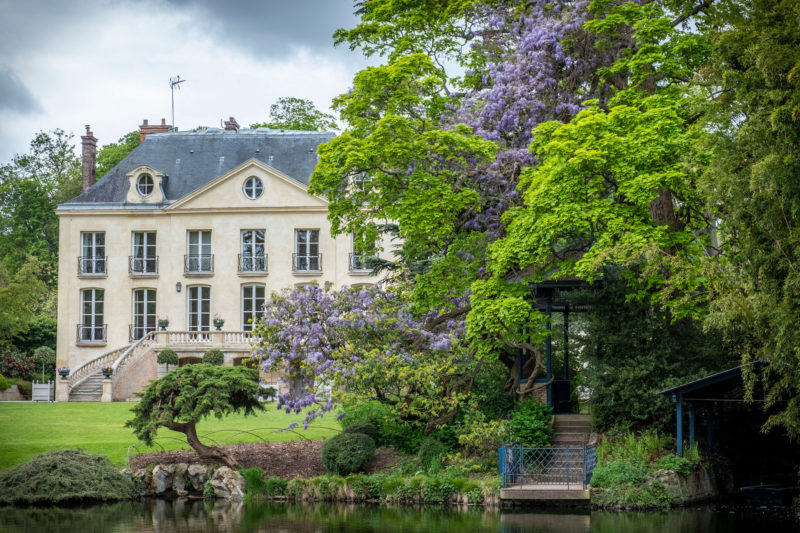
[{"xmin": 55, "ymin": 124, "xmax": 381, "ymax": 401}]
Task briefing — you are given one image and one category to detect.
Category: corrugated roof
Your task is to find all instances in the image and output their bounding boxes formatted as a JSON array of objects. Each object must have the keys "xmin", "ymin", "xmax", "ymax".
[{"xmin": 63, "ymin": 128, "xmax": 335, "ymax": 205}]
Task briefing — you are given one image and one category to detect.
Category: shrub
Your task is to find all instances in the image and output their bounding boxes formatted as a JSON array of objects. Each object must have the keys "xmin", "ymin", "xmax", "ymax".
[
  {"xmin": 422, "ymin": 474, "xmax": 455, "ymax": 503},
  {"xmin": 241, "ymin": 467, "xmax": 266, "ymax": 495},
  {"xmin": 417, "ymin": 437, "xmax": 447, "ymax": 473},
  {"xmin": 203, "ymin": 349, "xmax": 224, "ymax": 366},
  {"xmin": 0, "ymin": 348, "xmax": 34, "ymax": 380},
  {"xmin": 9, "ymin": 378, "xmax": 31, "ymax": 399},
  {"xmin": 592, "ymin": 481, "xmax": 672, "ymax": 509},
  {"xmin": 655, "ymin": 454, "xmax": 692, "ymax": 476},
  {"xmin": 0, "ymin": 449, "xmax": 138, "ymax": 504},
  {"xmin": 263, "ymin": 476, "xmax": 288, "ymax": 497},
  {"xmin": 509, "ymin": 399, "xmax": 552, "ymax": 445},
  {"xmin": 590, "ymin": 459, "xmax": 650, "ymax": 488},
  {"xmin": 342, "ymin": 422, "xmax": 380, "ymax": 443},
  {"xmin": 0, "ymin": 374, "xmax": 9, "ymax": 391},
  {"xmin": 321, "ymin": 432, "xmax": 376, "ymax": 475},
  {"xmin": 340, "ymin": 400, "xmax": 424, "ymax": 451},
  {"xmin": 157, "ymin": 349, "xmax": 179, "ymax": 366}
]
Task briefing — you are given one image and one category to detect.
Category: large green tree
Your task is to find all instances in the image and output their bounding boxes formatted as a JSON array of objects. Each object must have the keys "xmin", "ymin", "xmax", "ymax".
[
  {"xmin": 701, "ymin": 0, "xmax": 800, "ymax": 439},
  {"xmin": 126, "ymin": 365, "xmax": 263, "ymax": 467},
  {"xmin": 96, "ymin": 130, "xmax": 140, "ymax": 179},
  {"xmin": 250, "ymin": 97, "xmax": 337, "ymax": 132}
]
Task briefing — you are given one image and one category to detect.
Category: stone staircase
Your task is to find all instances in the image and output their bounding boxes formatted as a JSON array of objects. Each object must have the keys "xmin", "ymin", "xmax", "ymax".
[
  {"xmin": 69, "ymin": 371, "xmax": 104, "ymax": 401},
  {"xmin": 551, "ymin": 414, "xmax": 593, "ymax": 446}
]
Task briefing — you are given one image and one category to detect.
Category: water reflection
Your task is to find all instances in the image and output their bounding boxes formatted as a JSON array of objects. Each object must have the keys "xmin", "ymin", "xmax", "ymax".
[{"xmin": 0, "ymin": 499, "xmax": 795, "ymax": 533}]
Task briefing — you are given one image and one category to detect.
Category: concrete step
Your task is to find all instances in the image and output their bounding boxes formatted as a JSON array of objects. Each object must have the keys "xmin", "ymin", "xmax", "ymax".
[{"xmin": 551, "ymin": 434, "xmax": 591, "ymax": 444}]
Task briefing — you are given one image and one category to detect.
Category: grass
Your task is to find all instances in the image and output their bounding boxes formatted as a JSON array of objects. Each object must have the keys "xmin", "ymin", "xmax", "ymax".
[{"xmin": 0, "ymin": 402, "xmax": 341, "ymax": 471}]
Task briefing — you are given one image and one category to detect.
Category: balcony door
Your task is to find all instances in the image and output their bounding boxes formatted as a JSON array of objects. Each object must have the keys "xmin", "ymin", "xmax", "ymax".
[
  {"xmin": 294, "ymin": 229, "xmax": 320, "ymax": 271},
  {"xmin": 242, "ymin": 284, "xmax": 265, "ymax": 331},
  {"xmin": 81, "ymin": 232, "xmax": 106, "ymax": 274},
  {"xmin": 187, "ymin": 231, "xmax": 212, "ymax": 272},
  {"xmin": 132, "ymin": 232, "xmax": 157, "ymax": 274},
  {"xmin": 132, "ymin": 289, "xmax": 156, "ymax": 340},
  {"xmin": 241, "ymin": 230, "xmax": 266, "ymax": 272},
  {"xmin": 187, "ymin": 286, "xmax": 210, "ymax": 331},
  {"xmin": 80, "ymin": 289, "xmax": 104, "ymax": 342}
]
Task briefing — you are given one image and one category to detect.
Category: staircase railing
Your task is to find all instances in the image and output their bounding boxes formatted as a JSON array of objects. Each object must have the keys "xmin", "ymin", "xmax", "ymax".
[
  {"xmin": 498, "ymin": 445, "xmax": 597, "ymax": 489},
  {"xmin": 111, "ymin": 331, "xmax": 158, "ymax": 389},
  {"xmin": 67, "ymin": 344, "xmax": 130, "ymax": 391}
]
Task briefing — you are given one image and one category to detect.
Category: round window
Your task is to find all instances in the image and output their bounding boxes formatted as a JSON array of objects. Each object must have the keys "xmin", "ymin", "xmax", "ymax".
[
  {"xmin": 137, "ymin": 174, "xmax": 154, "ymax": 196},
  {"xmin": 243, "ymin": 176, "xmax": 264, "ymax": 199}
]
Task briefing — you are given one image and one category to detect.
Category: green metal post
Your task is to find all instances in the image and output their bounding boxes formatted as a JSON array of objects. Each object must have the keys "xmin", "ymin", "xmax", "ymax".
[
  {"xmin": 677, "ymin": 393, "xmax": 684, "ymax": 457},
  {"xmin": 563, "ymin": 310, "xmax": 569, "ymax": 380},
  {"xmin": 689, "ymin": 403, "xmax": 695, "ymax": 451}
]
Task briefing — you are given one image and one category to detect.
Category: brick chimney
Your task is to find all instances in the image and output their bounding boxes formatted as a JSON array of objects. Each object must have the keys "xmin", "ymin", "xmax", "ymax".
[
  {"xmin": 223, "ymin": 116, "xmax": 240, "ymax": 131},
  {"xmin": 139, "ymin": 118, "xmax": 172, "ymax": 142},
  {"xmin": 81, "ymin": 125, "xmax": 97, "ymax": 192}
]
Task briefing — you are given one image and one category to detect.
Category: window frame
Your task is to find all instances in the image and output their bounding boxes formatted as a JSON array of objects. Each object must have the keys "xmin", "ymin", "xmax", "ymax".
[
  {"xmin": 242, "ymin": 176, "xmax": 264, "ymax": 200},
  {"xmin": 137, "ymin": 173, "xmax": 154, "ymax": 197},
  {"xmin": 187, "ymin": 285, "xmax": 211, "ymax": 332},
  {"xmin": 241, "ymin": 284, "xmax": 265, "ymax": 331}
]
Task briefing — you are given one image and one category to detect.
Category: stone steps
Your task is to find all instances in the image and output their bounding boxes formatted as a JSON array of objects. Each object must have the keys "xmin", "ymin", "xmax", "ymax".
[{"xmin": 68, "ymin": 372, "xmax": 104, "ymax": 401}]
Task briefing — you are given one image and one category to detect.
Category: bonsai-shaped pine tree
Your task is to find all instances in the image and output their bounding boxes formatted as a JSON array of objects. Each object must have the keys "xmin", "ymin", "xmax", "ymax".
[{"xmin": 125, "ymin": 364, "xmax": 263, "ymax": 468}]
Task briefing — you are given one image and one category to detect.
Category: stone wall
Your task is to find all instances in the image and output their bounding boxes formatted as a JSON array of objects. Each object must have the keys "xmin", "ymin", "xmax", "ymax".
[
  {"xmin": 113, "ymin": 350, "xmax": 158, "ymax": 401},
  {"xmin": 128, "ymin": 463, "xmax": 246, "ymax": 501},
  {"xmin": 0, "ymin": 385, "xmax": 26, "ymax": 401}
]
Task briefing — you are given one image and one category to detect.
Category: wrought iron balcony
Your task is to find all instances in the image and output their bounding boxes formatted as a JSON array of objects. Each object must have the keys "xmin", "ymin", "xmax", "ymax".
[
  {"xmin": 292, "ymin": 253, "xmax": 322, "ymax": 273},
  {"xmin": 129, "ymin": 256, "xmax": 159, "ymax": 276},
  {"xmin": 78, "ymin": 256, "xmax": 107, "ymax": 277},
  {"xmin": 238, "ymin": 253, "xmax": 268, "ymax": 273},
  {"xmin": 184, "ymin": 254, "xmax": 214, "ymax": 274},
  {"xmin": 76, "ymin": 324, "xmax": 107, "ymax": 344},
  {"xmin": 129, "ymin": 324, "xmax": 156, "ymax": 342},
  {"xmin": 349, "ymin": 253, "xmax": 376, "ymax": 273}
]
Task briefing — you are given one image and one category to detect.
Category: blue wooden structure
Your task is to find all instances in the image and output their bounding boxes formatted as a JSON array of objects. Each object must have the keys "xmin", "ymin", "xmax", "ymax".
[{"xmin": 659, "ymin": 362, "xmax": 766, "ymax": 456}]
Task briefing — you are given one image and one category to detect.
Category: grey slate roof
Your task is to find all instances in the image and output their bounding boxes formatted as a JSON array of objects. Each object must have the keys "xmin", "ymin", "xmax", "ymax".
[{"xmin": 62, "ymin": 128, "xmax": 335, "ymax": 206}]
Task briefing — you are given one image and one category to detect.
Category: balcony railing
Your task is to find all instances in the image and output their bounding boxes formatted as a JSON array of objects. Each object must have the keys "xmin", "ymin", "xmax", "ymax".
[
  {"xmin": 184, "ymin": 254, "xmax": 214, "ymax": 274},
  {"xmin": 349, "ymin": 253, "xmax": 375, "ymax": 272},
  {"xmin": 78, "ymin": 256, "xmax": 107, "ymax": 276},
  {"xmin": 292, "ymin": 253, "xmax": 322, "ymax": 273},
  {"xmin": 77, "ymin": 323, "xmax": 107, "ymax": 344},
  {"xmin": 129, "ymin": 323, "xmax": 156, "ymax": 342},
  {"xmin": 129, "ymin": 256, "xmax": 159, "ymax": 276},
  {"xmin": 238, "ymin": 253, "xmax": 268, "ymax": 273}
]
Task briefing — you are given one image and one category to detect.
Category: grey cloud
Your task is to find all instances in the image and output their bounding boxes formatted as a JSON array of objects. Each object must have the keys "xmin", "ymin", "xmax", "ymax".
[
  {"xmin": 164, "ymin": 0, "xmax": 361, "ymax": 59},
  {"xmin": 0, "ymin": 67, "xmax": 41, "ymax": 114}
]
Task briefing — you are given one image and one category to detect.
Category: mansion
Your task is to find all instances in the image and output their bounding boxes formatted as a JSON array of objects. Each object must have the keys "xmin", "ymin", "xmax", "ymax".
[{"xmin": 55, "ymin": 118, "xmax": 382, "ymax": 401}]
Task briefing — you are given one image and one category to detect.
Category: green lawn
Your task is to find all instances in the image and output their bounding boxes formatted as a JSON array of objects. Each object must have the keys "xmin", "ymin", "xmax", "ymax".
[{"xmin": 0, "ymin": 402, "xmax": 341, "ymax": 471}]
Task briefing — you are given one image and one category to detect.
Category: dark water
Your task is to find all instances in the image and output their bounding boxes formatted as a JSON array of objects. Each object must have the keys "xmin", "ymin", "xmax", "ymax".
[{"xmin": 1, "ymin": 500, "xmax": 796, "ymax": 533}]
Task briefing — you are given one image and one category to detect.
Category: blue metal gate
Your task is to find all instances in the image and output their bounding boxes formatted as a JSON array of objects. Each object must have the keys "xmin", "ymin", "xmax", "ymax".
[{"xmin": 499, "ymin": 445, "xmax": 597, "ymax": 489}]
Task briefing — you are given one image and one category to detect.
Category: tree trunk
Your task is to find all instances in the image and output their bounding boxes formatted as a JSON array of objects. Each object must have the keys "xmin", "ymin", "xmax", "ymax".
[
  {"xmin": 649, "ymin": 187, "xmax": 678, "ymax": 231},
  {"xmin": 168, "ymin": 421, "xmax": 238, "ymax": 468}
]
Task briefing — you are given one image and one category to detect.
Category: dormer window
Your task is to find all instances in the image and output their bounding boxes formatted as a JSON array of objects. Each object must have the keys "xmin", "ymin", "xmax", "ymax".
[
  {"xmin": 243, "ymin": 176, "xmax": 263, "ymax": 199},
  {"xmin": 137, "ymin": 174, "xmax": 154, "ymax": 197}
]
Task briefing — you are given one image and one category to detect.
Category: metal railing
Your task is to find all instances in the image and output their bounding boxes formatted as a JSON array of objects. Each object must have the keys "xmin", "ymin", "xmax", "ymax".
[
  {"xmin": 129, "ymin": 323, "xmax": 156, "ymax": 341},
  {"xmin": 76, "ymin": 324, "xmax": 107, "ymax": 344},
  {"xmin": 292, "ymin": 253, "xmax": 322, "ymax": 272},
  {"xmin": 129, "ymin": 256, "xmax": 158, "ymax": 276},
  {"xmin": 499, "ymin": 445, "xmax": 597, "ymax": 489},
  {"xmin": 349, "ymin": 253, "xmax": 374, "ymax": 272},
  {"xmin": 78, "ymin": 256, "xmax": 107, "ymax": 276},
  {"xmin": 238, "ymin": 253, "xmax": 267, "ymax": 273},
  {"xmin": 184, "ymin": 254, "xmax": 214, "ymax": 274}
]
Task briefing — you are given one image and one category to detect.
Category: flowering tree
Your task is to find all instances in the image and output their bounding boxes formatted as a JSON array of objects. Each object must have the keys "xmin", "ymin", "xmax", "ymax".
[{"xmin": 252, "ymin": 282, "xmax": 477, "ymax": 432}]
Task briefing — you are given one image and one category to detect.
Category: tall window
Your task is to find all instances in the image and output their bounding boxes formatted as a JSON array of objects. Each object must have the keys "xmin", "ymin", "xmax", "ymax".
[
  {"xmin": 186, "ymin": 231, "xmax": 212, "ymax": 273},
  {"xmin": 294, "ymin": 229, "xmax": 320, "ymax": 272},
  {"xmin": 187, "ymin": 286, "xmax": 210, "ymax": 331},
  {"xmin": 131, "ymin": 232, "xmax": 157, "ymax": 274},
  {"xmin": 132, "ymin": 289, "xmax": 156, "ymax": 340},
  {"xmin": 350, "ymin": 233, "xmax": 375, "ymax": 272},
  {"xmin": 242, "ymin": 284, "xmax": 265, "ymax": 331},
  {"xmin": 240, "ymin": 230, "xmax": 266, "ymax": 272},
  {"xmin": 80, "ymin": 232, "xmax": 106, "ymax": 275},
  {"xmin": 79, "ymin": 289, "xmax": 105, "ymax": 342}
]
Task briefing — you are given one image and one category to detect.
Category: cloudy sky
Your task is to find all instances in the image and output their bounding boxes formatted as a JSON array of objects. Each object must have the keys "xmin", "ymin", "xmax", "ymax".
[{"xmin": 0, "ymin": 0, "xmax": 370, "ymax": 163}]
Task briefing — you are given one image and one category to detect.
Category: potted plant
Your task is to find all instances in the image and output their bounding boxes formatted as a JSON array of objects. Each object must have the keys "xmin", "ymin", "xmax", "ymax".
[
  {"xmin": 157, "ymin": 315, "xmax": 169, "ymax": 330},
  {"xmin": 58, "ymin": 367, "xmax": 70, "ymax": 380},
  {"xmin": 213, "ymin": 313, "xmax": 225, "ymax": 331},
  {"xmin": 101, "ymin": 366, "xmax": 113, "ymax": 379}
]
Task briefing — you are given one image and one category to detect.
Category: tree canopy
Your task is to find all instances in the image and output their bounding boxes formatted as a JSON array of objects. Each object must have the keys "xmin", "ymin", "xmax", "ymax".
[
  {"xmin": 250, "ymin": 96, "xmax": 337, "ymax": 132},
  {"xmin": 126, "ymin": 365, "xmax": 263, "ymax": 467}
]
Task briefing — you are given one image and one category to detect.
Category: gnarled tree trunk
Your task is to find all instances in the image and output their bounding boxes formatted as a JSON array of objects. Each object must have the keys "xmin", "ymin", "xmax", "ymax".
[{"xmin": 168, "ymin": 420, "xmax": 238, "ymax": 468}]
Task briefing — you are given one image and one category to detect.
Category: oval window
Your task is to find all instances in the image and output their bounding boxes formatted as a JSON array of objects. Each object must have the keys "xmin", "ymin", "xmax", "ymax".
[
  {"xmin": 137, "ymin": 174, "xmax": 154, "ymax": 196},
  {"xmin": 243, "ymin": 176, "xmax": 263, "ymax": 199}
]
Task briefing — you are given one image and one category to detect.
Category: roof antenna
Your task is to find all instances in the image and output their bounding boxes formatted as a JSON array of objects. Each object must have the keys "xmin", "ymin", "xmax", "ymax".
[{"xmin": 169, "ymin": 75, "xmax": 186, "ymax": 132}]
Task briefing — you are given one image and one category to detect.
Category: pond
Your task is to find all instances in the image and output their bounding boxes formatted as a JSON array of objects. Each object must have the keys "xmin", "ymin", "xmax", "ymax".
[{"xmin": 1, "ymin": 500, "xmax": 796, "ymax": 533}]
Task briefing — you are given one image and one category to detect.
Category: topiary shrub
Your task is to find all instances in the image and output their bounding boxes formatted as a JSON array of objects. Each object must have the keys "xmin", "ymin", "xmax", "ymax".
[
  {"xmin": 342, "ymin": 422, "xmax": 380, "ymax": 443},
  {"xmin": 32, "ymin": 346, "xmax": 56, "ymax": 382},
  {"xmin": 0, "ymin": 374, "xmax": 9, "ymax": 391},
  {"xmin": 321, "ymin": 433, "xmax": 376, "ymax": 475},
  {"xmin": 203, "ymin": 349, "xmax": 224, "ymax": 366},
  {"xmin": 509, "ymin": 398, "xmax": 552, "ymax": 445},
  {"xmin": 157, "ymin": 349, "xmax": 179, "ymax": 366},
  {"xmin": 0, "ymin": 449, "xmax": 138, "ymax": 504}
]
